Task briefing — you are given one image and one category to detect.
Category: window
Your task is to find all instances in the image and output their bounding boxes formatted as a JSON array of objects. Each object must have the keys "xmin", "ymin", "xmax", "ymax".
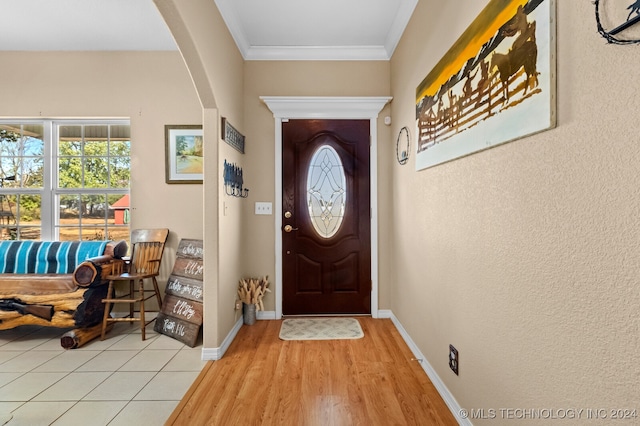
[
  {"xmin": 306, "ymin": 145, "xmax": 346, "ymax": 238},
  {"xmin": 0, "ymin": 120, "xmax": 130, "ymax": 241}
]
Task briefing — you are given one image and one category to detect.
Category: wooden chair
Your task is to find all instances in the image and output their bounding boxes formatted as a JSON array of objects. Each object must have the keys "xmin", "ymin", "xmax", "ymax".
[{"xmin": 101, "ymin": 228, "xmax": 169, "ymax": 340}]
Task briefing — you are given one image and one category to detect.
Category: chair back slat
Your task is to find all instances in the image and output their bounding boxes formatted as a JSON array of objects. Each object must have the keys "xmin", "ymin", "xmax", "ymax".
[{"xmin": 128, "ymin": 229, "xmax": 169, "ymax": 276}]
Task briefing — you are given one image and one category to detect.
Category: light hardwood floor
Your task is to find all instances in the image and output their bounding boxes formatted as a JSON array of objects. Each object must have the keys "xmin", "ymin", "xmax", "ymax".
[{"xmin": 166, "ymin": 318, "xmax": 457, "ymax": 425}]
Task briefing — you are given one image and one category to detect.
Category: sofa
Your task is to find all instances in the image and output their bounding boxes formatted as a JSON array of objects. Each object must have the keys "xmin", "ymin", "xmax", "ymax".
[{"xmin": 0, "ymin": 240, "xmax": 127, "ymax": 334}]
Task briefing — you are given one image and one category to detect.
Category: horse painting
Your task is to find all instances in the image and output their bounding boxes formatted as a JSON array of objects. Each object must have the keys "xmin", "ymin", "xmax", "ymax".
[{"xmin": 490, "ymin": 38, "xmax": 538, "ymax": 103}]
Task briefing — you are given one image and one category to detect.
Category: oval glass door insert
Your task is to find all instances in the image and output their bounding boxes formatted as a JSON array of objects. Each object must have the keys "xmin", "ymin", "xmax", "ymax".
[{"xmin": 306, "ymin": 145, "xmax": 346, "ymax": 238}]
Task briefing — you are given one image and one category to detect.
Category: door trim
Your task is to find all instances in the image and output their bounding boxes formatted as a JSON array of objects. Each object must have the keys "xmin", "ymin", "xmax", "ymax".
[{"xmin": 260, "ymin": 96, "xmax": 392, "ymax": 319}]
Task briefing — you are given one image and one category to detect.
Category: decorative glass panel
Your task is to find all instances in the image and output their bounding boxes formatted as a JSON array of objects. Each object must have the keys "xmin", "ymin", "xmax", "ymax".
[{"xmin": 306, "ymin": 145, "xmax": 346, "ymax": 238}]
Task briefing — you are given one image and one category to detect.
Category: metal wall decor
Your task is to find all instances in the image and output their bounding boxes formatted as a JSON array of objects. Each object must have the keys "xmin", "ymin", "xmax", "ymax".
[
  {"xmin": 595, "ymin": 0, "xmax": 640, "ymax": 44},
  {"xmin": 221, "ymin": 117, "xmax": 245, "ymax": 154},
  {"xmin": 223, "ymin": 160, "xmax": 249, "ymax": 198},
  {"xmin": 396, "ymin": 126, "xmax": 410, "ymax": 165}
]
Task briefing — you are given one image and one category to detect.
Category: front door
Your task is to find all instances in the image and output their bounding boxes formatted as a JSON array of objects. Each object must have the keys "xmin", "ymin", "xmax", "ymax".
[{"xmin": 282, "ymin": 119, "xmax": 371, "ymax": 315}]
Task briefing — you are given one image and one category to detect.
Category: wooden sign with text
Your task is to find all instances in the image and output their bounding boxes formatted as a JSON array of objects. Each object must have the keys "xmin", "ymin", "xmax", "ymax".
[{"xmin": 154, "ymin": 239, "xmax": 204, "ymax": 347}]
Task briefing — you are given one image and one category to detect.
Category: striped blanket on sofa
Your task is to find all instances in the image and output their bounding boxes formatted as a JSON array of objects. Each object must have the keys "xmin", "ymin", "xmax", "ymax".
[{"xmin": 0, "ymin": 241, "xmax": 109, "ymax": 274}]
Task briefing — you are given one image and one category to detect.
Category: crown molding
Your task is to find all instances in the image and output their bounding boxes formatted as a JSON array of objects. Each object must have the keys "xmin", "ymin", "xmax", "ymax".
[
  {"xmin": 245, "ymin": 45, "xmax": 390, "ymax": 61},
  {"xmin": 215, "ymin": 0, "xmax": 417, "ymax": 61},
  {"xmin": 385, "ymin": 0, "xmax": 418, "ymax": 56}
]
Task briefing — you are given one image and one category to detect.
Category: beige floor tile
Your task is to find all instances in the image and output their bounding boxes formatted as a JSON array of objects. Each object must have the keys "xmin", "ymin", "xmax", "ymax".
[
  {"xmin": 162, "ymin": 348, "xmax": 207, "ymax": 372},
  {"xmin": 107, "ymin": 400, "xmax": 179, "ymax": 426},
  {"xmin": 0, "ymin": 317, "xmax": 203, "ymax": 424},
  {"xmin": 6, "ymin": 401, "xmax": 74, "ymax": 426},
  {"xmin": 129, "ymin": 327, "xmax": 160, "ymax": 339},
  {"xmin": 0, "ymin": 352, "xmax": 22, "ymax": 366},
  {"xmin": 50, "ymin": 400, "xmax": 127, "ymax": 426},
  {"xmin": 145, "ymin": 334, "xmax": 187, "ymax": 350},
  {"xmin": 0, "ymin": 401, "xmax": 23, "ymax": 415},
  {"xmin": 33, "ymin": 372, "xmax": 111, "ymax": 401},
  {"xmin": 0, "ymin": 372, "xmax": 66, "ymax": 401},
  {"xmin": 82, "ymin": 371, "xmax": 155, "ymax": 401},
  {"xmin": 134, "ymin": 371, "xmax": 201, "ymax": 401},
  {"xmin": 73, "ymin": 333, "xmax": 126, "ymax": 351},
  {"xmin": 103, "ymin": 333, "xmax": 156, "ymax": 351},
  {"xmin": 119, "ymin": 349, "xmax": 179, "ymax": 372},
  {"xmin": 1, "ymin": 336, "xmax": 50, "ymax": 352},
  {"xmin": 74, "ymin": 350, "xmax": 138, "ymax": 372},
  {"xmin": 0, "ymin": 373, "xmax": 22, "ymax": 388},
  {"xmin": 30, "ymin": 337, "xmax": 67, "ymax": 351},
  {"xmin": 0, "ymin": 351, "xmax": 63, "ymax": 373},
  {"xmin": 32, "ymin": 351, "xmax": 101, "ymax": 373}
]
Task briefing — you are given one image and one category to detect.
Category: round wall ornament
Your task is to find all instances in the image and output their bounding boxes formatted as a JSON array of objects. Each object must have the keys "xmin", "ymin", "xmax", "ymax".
[
  {"xmin": 595, "ymin": 0, "xmax": 640, "ymax": 44},
  {"xmin": 396, "ymin": 126, "xmax": 410, "ymax": 165}
]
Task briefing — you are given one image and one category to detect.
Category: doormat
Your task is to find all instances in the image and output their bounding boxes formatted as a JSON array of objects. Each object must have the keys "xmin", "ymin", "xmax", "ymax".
[{"xmin": 279, "ymin": 318, "xmax": 364, "ymax": 341}]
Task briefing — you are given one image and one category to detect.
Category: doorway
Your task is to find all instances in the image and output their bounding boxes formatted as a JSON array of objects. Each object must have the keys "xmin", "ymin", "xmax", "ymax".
[
  {"xmin": 260, "ymin": 96, "xmax": 392, "ymax": 318},
  {"xmin": 282, "ymin": 119, "xmax": 371, "ymax": 315}
]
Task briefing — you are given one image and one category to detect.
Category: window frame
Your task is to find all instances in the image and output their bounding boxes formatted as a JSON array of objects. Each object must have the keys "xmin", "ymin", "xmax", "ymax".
[{"xmin": 0, "ymin": 119, "xmax": 130, "ymax": 241}]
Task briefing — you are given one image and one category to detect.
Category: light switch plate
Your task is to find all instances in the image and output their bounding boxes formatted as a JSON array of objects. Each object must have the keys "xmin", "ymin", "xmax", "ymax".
[{"xmin": 255, "ymin": 202, "xmax": 272, "ymax": 215}]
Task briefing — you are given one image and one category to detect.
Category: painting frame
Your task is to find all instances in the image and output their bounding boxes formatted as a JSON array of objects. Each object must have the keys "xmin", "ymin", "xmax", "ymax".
[
  {"xmin": 415, "ymin": 0, "xmax": 556, "ymax": 171},
  {"xmin": 164, "ymin": 125, "xmax": 204, "ymax": 184}
]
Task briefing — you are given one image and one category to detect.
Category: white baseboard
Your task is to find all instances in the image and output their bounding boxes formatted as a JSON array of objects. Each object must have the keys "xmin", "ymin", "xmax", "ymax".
[
  {"xmin": 201, "ymin": 316, "xmax": 243, "ymax": 361},
  {"xmin": 384, "ymin": 311, "xmax": 470, "ymax": 426},
  {"xmin": 257, "ymin": 310, "xmax": 277, "ymax": 320}
]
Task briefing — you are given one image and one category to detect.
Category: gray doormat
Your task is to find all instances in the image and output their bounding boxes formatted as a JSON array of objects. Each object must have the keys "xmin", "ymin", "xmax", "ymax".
[{"xmin": 279, "ymin": 318, "xmax": 364, "ymax": 341}]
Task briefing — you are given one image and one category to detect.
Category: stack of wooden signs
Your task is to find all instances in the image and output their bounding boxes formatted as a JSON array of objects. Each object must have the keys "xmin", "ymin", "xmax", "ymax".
[{"xmin": 154, "ymin": 239, "xmax": 203, "ymax": 347}]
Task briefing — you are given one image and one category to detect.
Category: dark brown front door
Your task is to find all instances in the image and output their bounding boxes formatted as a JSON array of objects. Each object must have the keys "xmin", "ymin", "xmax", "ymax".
[{"xmin": 282, "ymin": 119, "xmax": 371, "ymax": 315}]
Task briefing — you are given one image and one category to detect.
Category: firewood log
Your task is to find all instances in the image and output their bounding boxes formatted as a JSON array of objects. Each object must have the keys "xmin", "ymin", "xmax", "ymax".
[
  {"xmin": 61, "ymin": 322, "xmax": 113, "ymax": 349},
  {"xmin": 73, "ymin": 258, "xmax": 124, "ymax": 287}
]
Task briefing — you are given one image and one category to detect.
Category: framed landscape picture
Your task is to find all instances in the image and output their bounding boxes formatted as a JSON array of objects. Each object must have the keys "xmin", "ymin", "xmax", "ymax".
[{"xmin": 165, "ymin": 125, "xmax": 203, "ymax": 184}]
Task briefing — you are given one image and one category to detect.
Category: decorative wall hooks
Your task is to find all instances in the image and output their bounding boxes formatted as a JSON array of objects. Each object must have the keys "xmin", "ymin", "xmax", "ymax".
[
  {"xmin": 396, "ymin": 126, "xmax": 410, "ymax": 165},
  {"xmin": 595, "ymin": 0, "xmax": 640, "ymax": 44},
  {"xmin": 223, "ymin": 160, "xmax": 249, "ymax": 198}
]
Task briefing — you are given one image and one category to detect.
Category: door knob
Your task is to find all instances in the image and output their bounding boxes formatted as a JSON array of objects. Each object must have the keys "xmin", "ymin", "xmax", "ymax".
[{"xmin": 283, "ymin": 225, "xmax": 298, "ymax": 232}]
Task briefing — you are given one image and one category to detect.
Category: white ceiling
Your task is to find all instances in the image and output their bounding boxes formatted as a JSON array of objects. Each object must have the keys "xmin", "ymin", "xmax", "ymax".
[
  {"xmin": 0, "ymin": 0, "xmax": 417, "ymax": 60},
  {"xmin": 0, "ymin": 0, "xmax": 177, "ymax": 51}
]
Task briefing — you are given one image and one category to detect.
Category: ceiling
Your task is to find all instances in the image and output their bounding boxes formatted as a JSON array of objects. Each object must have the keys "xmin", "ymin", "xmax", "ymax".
[{"xmin": 0, "ymin": 0, "xmax": 417, "ymax": 60}]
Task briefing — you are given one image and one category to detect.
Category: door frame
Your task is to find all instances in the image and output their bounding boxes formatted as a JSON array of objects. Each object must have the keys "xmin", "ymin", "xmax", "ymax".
[{"xmin": 261, "ymin": 96, "xmax": 392, "ymax": 319}]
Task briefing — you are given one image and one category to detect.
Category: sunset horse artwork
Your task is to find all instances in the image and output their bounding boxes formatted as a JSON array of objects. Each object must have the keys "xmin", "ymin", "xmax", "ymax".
[
  {"xmin": 490, "ymin": 5, "xmax": 539, "ymax": 104},
  {"xmin": 414, "ymin": 0, "xmax": 555, "ymax": 170}
]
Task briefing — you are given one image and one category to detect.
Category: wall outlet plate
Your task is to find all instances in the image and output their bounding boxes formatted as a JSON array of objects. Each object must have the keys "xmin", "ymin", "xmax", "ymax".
[
  {"xmin": 449, "ymin": 344, "xmax": 459, "ymax": 375},
  {"xmin": 235, "ymin": 300, "xmax": 242, "ymax": 310}
]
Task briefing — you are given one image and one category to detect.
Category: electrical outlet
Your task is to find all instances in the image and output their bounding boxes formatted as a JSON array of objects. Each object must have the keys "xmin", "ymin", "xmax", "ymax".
[
  {"xmin": 255, "ymin": 202, "xmax": 272, "ymax": 215},
  {"xmin": 449, "ymin": 344, "xmax": 459, "ymax": 375},
  {"xmin": 235, "ymin": 300, "xmax": 242, "ymax": 310}
]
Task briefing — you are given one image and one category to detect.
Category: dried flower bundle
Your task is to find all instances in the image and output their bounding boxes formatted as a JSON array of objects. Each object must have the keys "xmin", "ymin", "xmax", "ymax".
[{"xmin": 237, "ymin": 276, "xmax": 270, "ymax": 311}]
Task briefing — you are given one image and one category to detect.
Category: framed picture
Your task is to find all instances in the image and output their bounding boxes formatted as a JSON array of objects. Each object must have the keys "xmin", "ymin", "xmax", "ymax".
[{"xmin": 165, "ymin": 125, "xmax": 203, "ymax": 184}]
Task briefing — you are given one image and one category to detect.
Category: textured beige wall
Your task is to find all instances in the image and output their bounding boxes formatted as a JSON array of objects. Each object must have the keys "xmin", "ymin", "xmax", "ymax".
[
  {"xmin": 0, "ymin": 51, "xmax": 203, "ymax": 308},
  {"xmin": 242, "ymin": 61, "xmax": 393, "ymax": 311},
  {"xmin": 391, "ymin": 0, "xmax": 640, "ymax": 420}
]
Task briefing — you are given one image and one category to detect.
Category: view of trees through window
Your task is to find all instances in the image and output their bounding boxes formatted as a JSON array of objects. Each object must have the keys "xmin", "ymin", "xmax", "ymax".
[{"xmin": 0, "ymin": 121, "xmax": 130, "ymax": 242}]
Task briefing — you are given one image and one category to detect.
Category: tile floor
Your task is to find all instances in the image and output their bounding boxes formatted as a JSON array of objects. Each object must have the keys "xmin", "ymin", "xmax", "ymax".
[{"xmin": 0, "ymin": 315, "xmax": 206, "ymax": 425}]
